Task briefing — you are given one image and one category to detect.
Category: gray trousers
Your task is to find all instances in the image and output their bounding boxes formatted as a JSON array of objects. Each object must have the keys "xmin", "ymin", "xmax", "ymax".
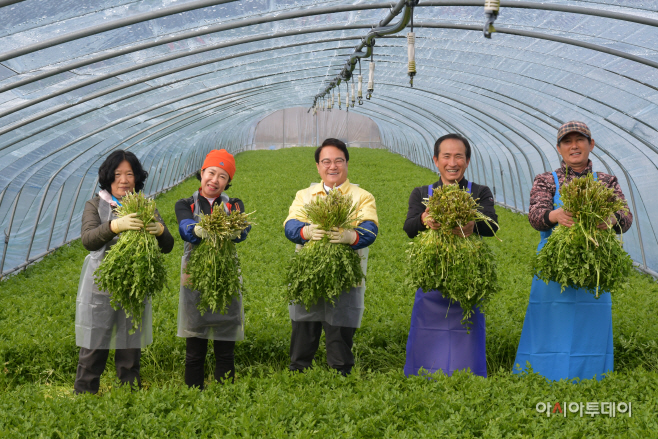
[
  {"xmin": 289, "ymin": 320, "xmax": 356, "ymax": 375},
  {"xmin": 74, "ymin": 348, "xmax": 141, "ymax": 394}
]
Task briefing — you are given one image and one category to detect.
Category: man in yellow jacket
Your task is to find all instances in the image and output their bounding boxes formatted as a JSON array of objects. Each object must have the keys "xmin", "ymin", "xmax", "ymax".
[{"xmin": 284, "ymin": 138, "xmax": 379, "ymax": 375}]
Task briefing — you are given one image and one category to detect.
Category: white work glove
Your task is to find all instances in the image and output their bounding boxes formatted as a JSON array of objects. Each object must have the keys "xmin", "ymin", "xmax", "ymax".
[
  {"xmin": 194, "ymin": 225, "xmax": 210, "ymax": 240},
  {"xmin": 329, "ymin": 227, "xmax": 358, "ymax": 245},
  {"xmin": 145, "ymin": 222, "xmax": 164, "ymax": 236},
  {"xmin": 110, "ymin": 213, "xmax": 143, "ymax": 234},
  {"xmin": 301, "ymin": 224, "xmax": 327, "ymax": 241},
  {"xmin": 230, "ymin": 229, "xmax": 243, "ymax": 240}
]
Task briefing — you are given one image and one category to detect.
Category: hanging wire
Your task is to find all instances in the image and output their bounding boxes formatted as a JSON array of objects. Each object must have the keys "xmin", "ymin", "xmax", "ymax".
[
  {"xmin": 311, "ymin": 0, "xmax": 415, "ymax": 109},
  {"xmin": 407, "ymin": 2, "xmax": 416, "ymax": 87},
  {"xmin": 484, "ymin": 0, "xmax": 500, "ymax": 38},
  {"xmin": 357, "ymin": 58, "xmax": 363, "ymax": 105},
  {"xmin": 345, "ymin": 80, "xmax": 350, "ymax": 111},
  {"xmin": 366, "ymin": 48, "xmax": 375, "ymax": 100},
  {"xmin": 351, "ymin": 80, "xmax": 356, "ymax": 108}
]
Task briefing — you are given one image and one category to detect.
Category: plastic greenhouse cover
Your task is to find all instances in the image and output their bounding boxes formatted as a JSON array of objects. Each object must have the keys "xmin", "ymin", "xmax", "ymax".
[{"xmin": 1, "ymin": 0, "xmax": 658, "ymax": 277}]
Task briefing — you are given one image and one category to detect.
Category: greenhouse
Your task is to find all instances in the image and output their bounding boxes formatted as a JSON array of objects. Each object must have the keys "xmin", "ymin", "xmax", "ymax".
[{"xmin": 1, "ymin": 0, "xmax": 657, "ymax": 436}]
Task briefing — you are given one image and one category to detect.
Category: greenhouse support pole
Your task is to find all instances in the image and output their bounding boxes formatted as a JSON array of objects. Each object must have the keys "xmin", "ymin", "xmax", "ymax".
[
  {"xmin": 163, "ymin": 157, "xmax": 177, "ymax": 193},
  {"xmin": 45, "ymin": 185, "xmax": 64, "ymax": 252},
  {"xmin": 153, "ymin": 157, "xmax": 168, "ymax": 195},
  {"xmin": 0, "ymin": 187, "xmax": 22, "ymax": 277},
  {"xmin": 316, "ymin": 109, "xmax": 319, "ymax": 147},
  {"xmin": 282, "ymin": 108, "xmax": 285, "ymax": 149},
  {"xmin": 612, "ymin": 163, "xmax": 647, "ymax": 271},
  {"xmin": 151, "ymin": 155, "xmax": 165, "ymax": 193},
  {"xmin": 506, "ymin": 158, "xmax": 518, "ymax": 211},
  {"xmin": 167, "ymin": 153, "xmax": 181, "ymax": 189},
  {"xmin": 62, "ymin": 174, "xmax": 88, "ymax": 244},
  {"xmin": 498, "ymin": 168, "xmax": 504, "ymax": 205}
]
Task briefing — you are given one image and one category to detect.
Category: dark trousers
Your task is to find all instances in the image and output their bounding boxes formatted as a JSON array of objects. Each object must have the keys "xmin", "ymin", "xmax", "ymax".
[
  {"xmin": 74, "ymin": 348, "xmax": 141, "ymax": 394},
  {"xmin": 289, "ymin": 320, "xmax": 357, "ymax": 375},
  {"xmin": 185, "ymin": 337, "xmax": 236, "ymax": 389}
]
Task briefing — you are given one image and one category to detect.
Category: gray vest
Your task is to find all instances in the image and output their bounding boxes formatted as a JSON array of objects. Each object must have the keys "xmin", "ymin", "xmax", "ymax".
[
  {"xmin": 288, "ymin": 184, "xmax": 369, "ymax": 328},
  {"xmin": 177, "ymin": 191, "xmax": 244, "ymax": 341},
  {"xmin": 75, "ymin": 197, "xmax": 153, "ymax": 349}
]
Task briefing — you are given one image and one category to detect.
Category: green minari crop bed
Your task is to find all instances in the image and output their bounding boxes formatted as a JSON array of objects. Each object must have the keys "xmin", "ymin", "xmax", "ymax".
[{"xmin": 0, "ymin": 148, "xmax": 656, "ymax": 437}]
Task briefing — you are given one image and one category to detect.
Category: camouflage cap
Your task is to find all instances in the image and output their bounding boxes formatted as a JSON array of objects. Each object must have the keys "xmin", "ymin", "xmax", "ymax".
[{"xmin": 557, "ymin": 121, "xmax": 591, "ymax": 144}]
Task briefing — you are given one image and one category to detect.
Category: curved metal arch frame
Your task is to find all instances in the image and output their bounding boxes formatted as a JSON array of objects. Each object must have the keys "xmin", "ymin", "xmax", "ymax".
[
  {"xmin": 0, "ymin": 57, "xmax": 341, "ymax": 192},
  {"xmin": 3, "ymin": 1, "xmax": 658, "ymax": 276},
  {"xmin": 4, "ymin": 0, "xmax": 657, "ymax": 66},
  {"xmin": 4, "ymin": 69, "xmax": 328, "ymax": 229},
  {"xmin": 361, "ymin": 92, "xmax": 528, "ymax": 211},
  {"xmin": 361, "ymin": 96, "xmax": 655, "ymax": 272},
  {"xmin": 5, "ymin": 19, "xmax": 658, "ymax": 157},
  {"xmin": 3, "ymin": 82, "xmax": 311, "ymax": 274},
  {"xmin": 0, "ymin": 43, "xmax": 358, "ymax": 154},
  {"xmin": 3, "ymin": 2, "xmax": 658, "ymax": 124},
  {"xmin": 365, "ymin": 44, "xmax": 658, "ymax": 174},
  {"xmin": 0, "ymin": 38, "xmax": 366, "ymax": 155},
  {"xmin": 2, "ymin": 73, "xmax": 330, "ymax": 261}
]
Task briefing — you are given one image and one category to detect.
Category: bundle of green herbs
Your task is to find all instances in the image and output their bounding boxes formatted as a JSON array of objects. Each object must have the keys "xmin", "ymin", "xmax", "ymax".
[
  {"xmin": 95, "ymin": 191, "xmax": 166, "ymax": 333},
  {"xmin": 185, "ymin": 206, "xmax": 252, "ymax": 314},
  {"xmin": 406, "ymin": 184, "xmax": 499, "ymax": 328},
  {"xmin": 532, "ymin": 172, "xmax": 633, "ymax": 297},
  {"xmin": 286, "ymin": 189, "xmax": 365, "ymax": 309}
]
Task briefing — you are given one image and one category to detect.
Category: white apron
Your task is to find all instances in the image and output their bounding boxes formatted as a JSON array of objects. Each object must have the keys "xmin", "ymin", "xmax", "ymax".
[
  {"xmin": 288, "ymin": 184, "xmax": 369, "ymax": 328},
  {"xmin": 177, "ymin": 191, "xmax": 244, "ymax": 341},
  {"xmin": 75, "ymin": 198, "xmax": 153, "ymax": 349}
]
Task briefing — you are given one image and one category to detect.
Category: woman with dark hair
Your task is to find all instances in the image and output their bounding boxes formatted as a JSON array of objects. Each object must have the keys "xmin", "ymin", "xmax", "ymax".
[
  {"xmin": 175, "ymin": 149, "xmax": 250, "ymax": 389},
  {"xmin": 74, "ymin": 150, "xmax": 174, "ymax": 394}
]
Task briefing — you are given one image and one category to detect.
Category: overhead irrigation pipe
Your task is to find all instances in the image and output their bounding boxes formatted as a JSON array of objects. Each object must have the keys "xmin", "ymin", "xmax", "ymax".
[
  {"xmin": 3, "ymin": 0, "xmax": 658, "ymax": 96},
  {"xmin": 312, "ymin": 0, "xmax": 419, "ymax": 108}
]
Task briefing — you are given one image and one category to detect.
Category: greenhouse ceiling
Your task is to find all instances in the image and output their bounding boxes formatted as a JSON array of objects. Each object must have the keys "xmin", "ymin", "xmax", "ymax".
[{"xmin": 1, "ymin": 0, "xmax": 658, "ymax": 277}]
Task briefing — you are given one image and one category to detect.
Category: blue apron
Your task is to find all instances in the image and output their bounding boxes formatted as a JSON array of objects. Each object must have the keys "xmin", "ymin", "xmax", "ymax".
[
  {"xmin": 404, "ymin": 181, "xmax": 487, "ymax": 378},
  {"xmin": 513, "ymin": 172, "xmax": 613, "ymax": 381}
]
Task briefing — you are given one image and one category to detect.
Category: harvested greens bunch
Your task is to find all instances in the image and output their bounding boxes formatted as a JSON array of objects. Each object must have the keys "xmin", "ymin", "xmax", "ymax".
[
  {"xmin": 185, "ymin": 207, "xmax": 252, "ymax": 315},
  {"xmin": 95, "ymin": 191, "xmax": 167, "ymax": 333},
  {"xmin": 406, "ymin": 184, "xmax": 499, "ymax": 328},
  {"xmin": 286, "ymin": 189, "xmax": 365, "ymax": 309},
  {"xmin": 532, "ymin": 172, "xmax": 633, "ymax": 296}
]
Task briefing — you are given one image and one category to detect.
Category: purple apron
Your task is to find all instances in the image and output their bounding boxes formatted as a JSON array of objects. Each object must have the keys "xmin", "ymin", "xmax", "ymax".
[{"xmin": 404, "ymin": 181, "xmax": 487, "ymax": 378}]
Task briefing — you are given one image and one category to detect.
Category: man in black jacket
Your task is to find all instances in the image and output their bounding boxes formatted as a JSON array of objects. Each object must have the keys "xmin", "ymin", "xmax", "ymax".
[
  {"xmin": 403, "ymin": 133, "xmax": 498, "ymax": 239},
  {"xmin": 402, "ymin": 133, "xmax": 498, "ymax": 378}
]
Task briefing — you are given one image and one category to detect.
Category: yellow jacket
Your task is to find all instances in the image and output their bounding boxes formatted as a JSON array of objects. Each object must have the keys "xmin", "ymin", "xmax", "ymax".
[{"xmin": 284, "ymin": 179, "xmax": 379, "ymax": 227}]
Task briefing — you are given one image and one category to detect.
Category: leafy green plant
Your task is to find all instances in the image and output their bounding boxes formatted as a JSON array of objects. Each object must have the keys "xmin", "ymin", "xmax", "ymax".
[
  {"xmin": 532, "ymin": 172, "xmax": 634, "ymax": 296},
  {"xmin": 286, "ymin": 189, "xmax": 365, "ymax": 309},
  {"xmin": 184, "ymin": 207, "xmax": 252, "ymax": 314},
  {"xmin": 94, "ymin": 191, "xmax": 167, "ymax": 333},
  {"xmin": 406, "ymin": 184, "xmax": 499, "ymax": 328},
  {"xmin": 1, "ymin": 148, "xmax": 657, "ymax": 438}
]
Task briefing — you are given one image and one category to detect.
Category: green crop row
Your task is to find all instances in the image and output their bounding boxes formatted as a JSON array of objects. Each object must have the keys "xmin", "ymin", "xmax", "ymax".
[
  {"xmin": 0, "ymin": 147, "xmax": 656, "ymax": 436},
  {"xmin": 1, "ymin": 367, "xmax": 657, "ymax": 438}
]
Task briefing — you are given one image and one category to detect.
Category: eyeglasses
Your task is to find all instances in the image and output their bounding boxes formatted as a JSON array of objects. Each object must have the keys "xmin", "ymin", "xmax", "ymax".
[{"xmin": 320, "ymin": 158, "xmax": 346, "ymax": 167}]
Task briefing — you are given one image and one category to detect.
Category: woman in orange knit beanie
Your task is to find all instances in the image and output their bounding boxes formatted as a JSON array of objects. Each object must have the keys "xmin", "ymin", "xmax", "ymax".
[{"xmin": 174, "ymin": 149, "xmax": 250, "ymax": 389}]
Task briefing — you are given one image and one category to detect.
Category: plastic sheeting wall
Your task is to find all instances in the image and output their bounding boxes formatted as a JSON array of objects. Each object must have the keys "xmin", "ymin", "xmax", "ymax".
[
  {"xmin": 250, "ymin": 107, "xmax": 381, "ymax": 149},
  {"xmin": 1, "ymin": 0, "xmax": 658, "ymax": 277}
]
